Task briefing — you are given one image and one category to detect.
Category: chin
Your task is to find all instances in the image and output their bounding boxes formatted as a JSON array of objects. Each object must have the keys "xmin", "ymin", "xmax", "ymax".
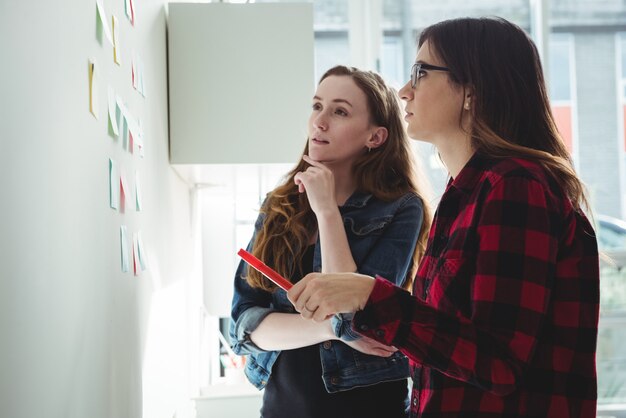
[{"xmin": 408, "ymin": 132, "xmax": 432, "ymax": 144}]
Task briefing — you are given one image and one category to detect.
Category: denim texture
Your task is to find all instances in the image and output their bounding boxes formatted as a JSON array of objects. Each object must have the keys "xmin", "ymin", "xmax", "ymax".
[{"xmin": 230, "ymin": 191, "xmax": 423, "ymax": 392}]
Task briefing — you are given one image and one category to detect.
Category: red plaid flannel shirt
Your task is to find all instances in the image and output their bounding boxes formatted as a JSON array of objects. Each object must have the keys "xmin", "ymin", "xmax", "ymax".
[{"xmin": 353, "ymin": 154, "xmax": 599, "ymax": 417}]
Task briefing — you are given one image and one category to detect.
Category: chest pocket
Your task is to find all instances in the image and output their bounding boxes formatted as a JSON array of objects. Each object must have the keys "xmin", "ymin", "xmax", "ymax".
[
  {"xmin": 343, "ymin": 215, "xmax": 392, "ymax": 236},
  {"xmin": 427, "ymin": 257, "xmax": 473, "ymax": 317}
]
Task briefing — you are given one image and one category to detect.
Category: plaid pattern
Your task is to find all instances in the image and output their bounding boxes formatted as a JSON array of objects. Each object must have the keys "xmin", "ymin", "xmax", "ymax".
[{"xmin": 353, "ymin": 154, "xmax": 599, "ymax": 417}]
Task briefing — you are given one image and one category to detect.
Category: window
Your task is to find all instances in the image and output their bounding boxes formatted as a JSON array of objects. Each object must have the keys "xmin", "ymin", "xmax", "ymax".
[
  {"xmin": 549, "ymin": 34, "xmax": 576, "ymax": 158},
  {"xmin": 545, "ymin": 1, "xmax": 626, "ymax": 410},
  {"xmin": 616, "ymin": 32, "xmax": 626, "ymax": 151},
  {"xmin": 199, "ymin": 2, "xmax": 626, "ymax": 412}
]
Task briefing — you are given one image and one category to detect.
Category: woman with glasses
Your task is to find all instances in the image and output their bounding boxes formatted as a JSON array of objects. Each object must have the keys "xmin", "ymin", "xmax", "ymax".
[
  {"xmin": 289, "ymin": 17, "xmax": 599, "ymax": 418},
  {"xmin": 230, "ymin": 65, "xmax": 432, "ymax": 417}
]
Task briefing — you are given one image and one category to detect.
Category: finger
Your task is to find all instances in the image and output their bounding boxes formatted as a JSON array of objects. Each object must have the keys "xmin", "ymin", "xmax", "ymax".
[
  {"xmin": 371, "ymin": 342, "xmax": 396, "ymax": 353},
  {"xmin": 376, "ymin": 349, "xmax": 393, "ymax": 358},
  {"xmin": 312, "ymin": 307, "xmax": 327, "ymax": 322},
  {"xmin": 287, "ymin": 274, "xmax": 310, "ymax": 305},
  {"xmin": 370, "ymin": 345, "xmax": 395, "ymax": 356},
  {"xmin": 312, "ymin": 301, "xmax": 333, "ymax": 322},
  {"xmin": 293, "ymin": 174, "xmax": 306, "ymax": 193},
  {"xmin": 294, "ymin": 181, "xmax": 305, "ymax": 193},
  {"xmin": 302, "ymin": 155, "xmax": 328, "ymax": 170},
  {"xmin": 300, "ymin": 304, "xmax": 314, "ymax": 319}
]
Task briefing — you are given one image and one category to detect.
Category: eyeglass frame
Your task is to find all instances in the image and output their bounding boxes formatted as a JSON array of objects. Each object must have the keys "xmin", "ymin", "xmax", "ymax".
[{"xmin": 410, "ymin": 62, "xmax": 451, "ymax": 88}]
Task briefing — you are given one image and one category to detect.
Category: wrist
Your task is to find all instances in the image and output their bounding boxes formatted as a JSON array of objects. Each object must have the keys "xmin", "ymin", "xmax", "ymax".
[{"xmin": 315, "ymin": 206, "xmax": 340, "ymax": 221}]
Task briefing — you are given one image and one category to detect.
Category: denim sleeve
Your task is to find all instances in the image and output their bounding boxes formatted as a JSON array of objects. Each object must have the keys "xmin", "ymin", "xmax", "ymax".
[
  {"xmin": 229, "ymin": 213, "xmax": 279, "ymax": 355},
  {"xmin": 333, "ymin": 194, "xmax": 424, "ymax": 341}
]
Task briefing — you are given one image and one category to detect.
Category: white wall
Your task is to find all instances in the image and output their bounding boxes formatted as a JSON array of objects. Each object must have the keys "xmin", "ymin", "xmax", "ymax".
[{"xmin": 0, "ymin": 1, "xmax": 197, "ymax": 417}]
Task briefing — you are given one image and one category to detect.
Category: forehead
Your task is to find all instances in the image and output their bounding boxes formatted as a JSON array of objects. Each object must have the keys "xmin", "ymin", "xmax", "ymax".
[
  {"xmin": 315, "ymin": 75, "xmax": 367, "ymax": 106},
  {"xmin": 415, "ymin": 40, "xmax": 441, "ymax": 65}
]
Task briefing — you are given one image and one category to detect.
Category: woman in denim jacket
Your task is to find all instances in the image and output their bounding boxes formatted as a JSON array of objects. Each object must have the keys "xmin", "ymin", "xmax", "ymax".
[{"xmin": 230, "ymin": 65, "xmax": 431, "ymax": 418}]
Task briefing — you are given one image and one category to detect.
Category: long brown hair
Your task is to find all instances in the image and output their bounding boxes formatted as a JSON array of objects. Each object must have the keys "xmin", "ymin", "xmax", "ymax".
[
  {"xmin": 247, "ymin": 65, "xmax": 432, "ymax": 292},
  {"xmin": 419, "ymin": 17, "xmax": 589, "ymax": 211}
]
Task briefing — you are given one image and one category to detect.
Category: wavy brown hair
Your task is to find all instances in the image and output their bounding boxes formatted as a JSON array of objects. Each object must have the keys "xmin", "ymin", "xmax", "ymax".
[
  {"xmin": 419, "ymin": 17, "xmax": 589, "ymax": 211},
  {"xmin": 247, "ymin": 65, "xmax": 432, "ymax": 292}
]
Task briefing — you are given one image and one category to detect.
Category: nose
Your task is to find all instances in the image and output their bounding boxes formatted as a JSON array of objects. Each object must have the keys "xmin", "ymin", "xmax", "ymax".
[
  {"xmin": 313, "ymin": 111, "xmax": 328, "ymax": 131},
  {"xmin": 398, "ymin": 80, "xmax": 413, "ymax": 101}
]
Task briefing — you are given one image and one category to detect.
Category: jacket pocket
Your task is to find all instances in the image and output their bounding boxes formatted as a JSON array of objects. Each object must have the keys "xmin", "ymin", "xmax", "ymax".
[{"xmin": 344, "ymin": 215, "xmax": 392, "ymax": 236}]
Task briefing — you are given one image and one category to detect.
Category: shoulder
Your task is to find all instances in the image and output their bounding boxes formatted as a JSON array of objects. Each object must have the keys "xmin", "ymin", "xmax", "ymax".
[
  {"xmin": 477, "ymin": 157, "xmax": 570, "ymax": 215},
  {"xmin": 482, "ymin": 157, "xmax": 551, "ymax": 187},
  {"xmin": 362, "ymin": 191, "xmax": 424, "ymax": 217}
]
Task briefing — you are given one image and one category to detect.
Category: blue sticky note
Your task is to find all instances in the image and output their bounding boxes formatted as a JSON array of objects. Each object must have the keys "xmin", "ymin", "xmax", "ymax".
[
  {"xmin": 109, "ymin": 158, "xmax": 119, "ymax": 210},
  {"xmin": 120, "ymin": 225, "xmax": 129, "ymax": 272}
]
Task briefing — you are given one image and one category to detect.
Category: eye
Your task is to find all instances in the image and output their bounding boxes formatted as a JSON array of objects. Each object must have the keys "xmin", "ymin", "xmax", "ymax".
[
  {"xmin": 417, "ymin": 69, "xmax": 427, "ymax": 78},
  {"xmin": 312, "ymin": 102, "xmax": 322, "ymax": 111},
  {"xmin": 335, "ymin": 108, "xmax": 348, "ymax": 116}
]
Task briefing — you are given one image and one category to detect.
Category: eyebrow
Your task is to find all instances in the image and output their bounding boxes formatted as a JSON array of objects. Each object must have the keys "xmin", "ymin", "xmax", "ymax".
[{"xmin": 313, "ymin": 95, "xmax": 353, "ymax": 107}]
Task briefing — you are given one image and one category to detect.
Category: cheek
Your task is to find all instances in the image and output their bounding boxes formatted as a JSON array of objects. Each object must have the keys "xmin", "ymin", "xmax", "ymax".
[
  {"xmin": 414, "ymin": 91, "xmax": 460, "ymax": 123},
  {"xmin": 307, "ymin": 115, "xmax": 316, "ymax": 132}
]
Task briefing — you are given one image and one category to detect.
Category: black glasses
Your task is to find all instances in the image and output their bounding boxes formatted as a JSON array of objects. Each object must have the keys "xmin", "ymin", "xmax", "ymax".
[{"xmin": 410, "ymin": 63, "xmax": 450, "ymax": 88}]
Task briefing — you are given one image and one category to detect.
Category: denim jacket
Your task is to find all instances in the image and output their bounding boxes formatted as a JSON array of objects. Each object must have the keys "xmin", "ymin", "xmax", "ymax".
[{"xmin": 229, "ymin": 191, "xmax": 424, "ymax": 393}]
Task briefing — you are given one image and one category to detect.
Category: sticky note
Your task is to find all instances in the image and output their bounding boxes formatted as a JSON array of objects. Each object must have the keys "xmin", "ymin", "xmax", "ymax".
[
  {"xmin": 88, "ymin": 58, "xmax": 98, "ymax": 118},
  {"xmin": 137, "ymin": 231, "xmax": 147, "ymax": 271},
  {"xmin": 109, "ymin": 158, "xmax": 119, "ymax": 210},
  {"xmin": 135, "ymin": 170, "xmax": 143, "ymax": 211},
  {"xmin": 96, "ymin": 0, "xmax": 113, "ymax": 45},
  {"xmin": 112, "ymin": 15, "xmax": 121, "ymax": 65},
  {"xmin": 108, "ymin": 86, "xmax": 119, "ymax": 136},
  {"xmin": 120, "ymin": 225, "xmax": 129, "ymax": 272},
  {"xmin": 120, "ymin": 169, "xmax": 128, "ymax": 213}
]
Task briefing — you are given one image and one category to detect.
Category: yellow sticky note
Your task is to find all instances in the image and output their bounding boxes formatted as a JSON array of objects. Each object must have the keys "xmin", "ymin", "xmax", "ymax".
[
  {"xmin": 112, "ymin": 15, "xmax": 121, "ymax": 65},
  {"xmin": 88, "ymin": 58, "xmax": 98, "ymax": 118}
]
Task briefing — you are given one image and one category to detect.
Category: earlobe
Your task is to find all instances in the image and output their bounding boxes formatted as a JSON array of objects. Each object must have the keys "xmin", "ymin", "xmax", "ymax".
[{"xmin": 463, "ymin": 87, "xmax": 474, "ymax": 111}]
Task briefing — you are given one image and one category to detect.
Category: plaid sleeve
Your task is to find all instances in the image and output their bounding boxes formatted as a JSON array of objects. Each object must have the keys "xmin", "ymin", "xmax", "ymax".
[{"xmin": 353, "ymin": 177, "xmax": 557, "ymax": 396}]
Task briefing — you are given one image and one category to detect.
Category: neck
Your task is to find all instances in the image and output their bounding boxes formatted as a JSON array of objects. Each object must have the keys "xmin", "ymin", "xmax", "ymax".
[
  {"xmin": 327, "ymin": 163, "xmax": 357, "ymax": 205},
  {"xmin": 435, "ymin": 131, "xmax": 474, "ymax": 179}
]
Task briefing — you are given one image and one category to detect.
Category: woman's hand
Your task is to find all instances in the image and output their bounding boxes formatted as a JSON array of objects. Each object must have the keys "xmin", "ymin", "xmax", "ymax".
[
  {"xmin": 342, "ymin": 335, "xmax": 398, "ymax": 357},
  {"xmin": 293, "ymin": 155, "xmax": 337, "ymax": 215},
  {"xmin": 287, "ymin": 272, "xmax": 376, "ymax": 322}
]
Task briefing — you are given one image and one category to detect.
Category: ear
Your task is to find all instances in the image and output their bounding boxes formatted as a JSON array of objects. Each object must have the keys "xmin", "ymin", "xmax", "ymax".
[{"xmin": 367, "ymin": 127, "xmax": 388, "ymax": 149}]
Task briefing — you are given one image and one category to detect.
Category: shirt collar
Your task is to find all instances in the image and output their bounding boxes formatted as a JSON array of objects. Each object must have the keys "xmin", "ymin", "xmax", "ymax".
[
  {"xmin": 449, "ymin": 152, "xmax": 491, "ymax": 193},
  {"xmin": 342, "ymin": 191, "xmax": 373, "ymax": 208}
]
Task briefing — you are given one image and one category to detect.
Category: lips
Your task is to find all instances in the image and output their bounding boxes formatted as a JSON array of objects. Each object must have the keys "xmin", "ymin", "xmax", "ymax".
[{"xmin": 311, "ymin": 137, "xmax": 329, "ymax": 144}]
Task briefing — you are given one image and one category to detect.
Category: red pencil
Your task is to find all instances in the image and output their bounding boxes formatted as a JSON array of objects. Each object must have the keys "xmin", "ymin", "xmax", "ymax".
[{"xmin": 237, "ymin": 248, "xmax": 293, "ymax": 291}]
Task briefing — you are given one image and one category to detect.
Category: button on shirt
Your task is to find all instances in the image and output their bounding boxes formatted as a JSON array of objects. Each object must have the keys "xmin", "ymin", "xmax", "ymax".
[{"xmin": 353, "ymin": 154, "xmax": 600, "ymax": 417}]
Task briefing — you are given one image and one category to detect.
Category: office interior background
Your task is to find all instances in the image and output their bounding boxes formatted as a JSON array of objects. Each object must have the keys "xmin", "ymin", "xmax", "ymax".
[{"xmin": 2, "ymin": 0, "xmax": 626, "ymax": 417}]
